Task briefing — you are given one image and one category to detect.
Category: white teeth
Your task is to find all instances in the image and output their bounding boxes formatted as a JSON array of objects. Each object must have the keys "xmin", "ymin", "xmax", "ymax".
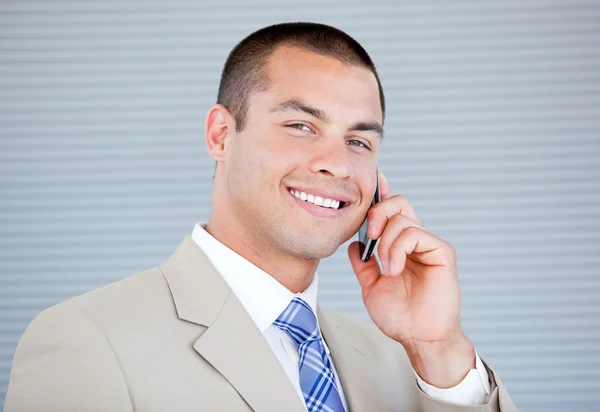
[{"xmin": 289, "ymin": 189, "xmax": 343, "ymax": 209}]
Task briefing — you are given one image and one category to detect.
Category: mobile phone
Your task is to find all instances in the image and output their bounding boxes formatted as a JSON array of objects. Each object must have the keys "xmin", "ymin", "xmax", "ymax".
[{"xmin": 358, "ymin": 171, "xmax": 381, "ymax": 262}]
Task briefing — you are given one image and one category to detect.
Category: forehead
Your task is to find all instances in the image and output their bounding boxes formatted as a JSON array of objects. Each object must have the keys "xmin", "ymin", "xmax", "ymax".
[{"xmin": 258, "ymin": 45, "xmax": 383, "ymax": 123}]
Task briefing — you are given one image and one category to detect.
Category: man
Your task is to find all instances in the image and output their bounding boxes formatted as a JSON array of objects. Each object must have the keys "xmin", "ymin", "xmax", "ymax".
[{"xmin": 5, "ymin": 22, "xmax": 518, "ymax": 411}]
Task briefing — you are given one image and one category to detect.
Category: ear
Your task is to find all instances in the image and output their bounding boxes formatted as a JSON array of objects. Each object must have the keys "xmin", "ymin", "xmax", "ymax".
[{"xmin": 205, "ymin": 104, "xmax": 235, "ymax": 162}]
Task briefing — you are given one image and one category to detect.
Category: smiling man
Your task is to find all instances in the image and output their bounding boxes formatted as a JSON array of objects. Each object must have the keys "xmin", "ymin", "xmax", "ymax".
[{"xmin": 5, "ymin": 23, "xmax": 518, "ymax": 411}]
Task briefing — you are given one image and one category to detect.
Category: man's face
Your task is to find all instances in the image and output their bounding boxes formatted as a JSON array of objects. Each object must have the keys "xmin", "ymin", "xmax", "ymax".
[{"xmin": 223, "ymin": 45, "xmax": 383, "ymax": 260}]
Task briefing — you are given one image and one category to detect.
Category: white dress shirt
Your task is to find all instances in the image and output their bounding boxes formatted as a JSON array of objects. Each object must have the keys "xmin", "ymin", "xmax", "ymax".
[{"xmin": 191, "ymin": 223, "xmax": 491, "ymax": 408}]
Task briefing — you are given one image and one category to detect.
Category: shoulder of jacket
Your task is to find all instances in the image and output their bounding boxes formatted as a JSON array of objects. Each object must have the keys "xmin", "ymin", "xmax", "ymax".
[{"xmin": 31, "ymin": 266, "xmax": 166, "ymax": 326}]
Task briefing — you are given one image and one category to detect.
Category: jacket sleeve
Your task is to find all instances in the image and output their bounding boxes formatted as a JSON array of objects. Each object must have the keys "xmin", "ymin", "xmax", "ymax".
[
  {"xmin": 417, "ymin": 356, "xmax": 520, "ymax": 412},
  {"xmin": 4, "ymin": 303, "xmax": 134, "ymax": 412}
]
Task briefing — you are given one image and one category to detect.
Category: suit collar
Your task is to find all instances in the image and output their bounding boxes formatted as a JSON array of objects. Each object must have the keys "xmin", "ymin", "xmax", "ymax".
[
  {"xmin": 160, "ymin": 236, "xmax": 230, "ymax": 327},
  {"xmin": 160, "ymin": 236, "xmax": 305, "ymax": 412}
]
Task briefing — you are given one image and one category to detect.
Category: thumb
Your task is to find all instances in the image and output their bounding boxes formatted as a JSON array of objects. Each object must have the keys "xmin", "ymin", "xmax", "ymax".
[{"xmin": 348, "ymin": 241, "xmax": 382, "ymax": 296}]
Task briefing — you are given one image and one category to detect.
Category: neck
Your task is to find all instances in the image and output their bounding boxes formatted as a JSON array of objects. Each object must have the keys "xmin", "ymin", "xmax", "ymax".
[{"xmin": 205, "ymin": 216, "xmax": 319, "ymax": 294}]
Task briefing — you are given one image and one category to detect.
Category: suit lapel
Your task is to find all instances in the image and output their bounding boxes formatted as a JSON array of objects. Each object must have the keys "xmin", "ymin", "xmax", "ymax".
[
  {"xmin": 318, "ymin": 306, "xmax": 385, "ymax": 412},
  {"xmin": 161, "ymin": 237, "xmax": 305, "ymax": 412},
  {"xmin": 194, "ymin": 291, "xmax": 306, "ymax": 412}
]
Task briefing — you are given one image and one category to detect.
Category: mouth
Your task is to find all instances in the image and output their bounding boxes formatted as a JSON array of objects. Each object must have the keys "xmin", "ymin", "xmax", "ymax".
[{"xmin": 287, "ymin": 187, "xmax": 351, "ymax": 211}]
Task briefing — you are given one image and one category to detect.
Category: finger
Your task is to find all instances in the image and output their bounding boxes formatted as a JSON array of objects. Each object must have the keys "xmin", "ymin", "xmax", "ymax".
[
  {"xmin": 368, "ymin": 194, "xmax": 423, "ymax": 240},
  {"xmin": 386, "ymin": 226, "xmax": 455, "ymax": 276},
  {"xmin": 378, "ymin": 171, "xmax": 393, "ymax": 201},
  {"xmin": 376, "ymin": 213, "xmax": 429, "ymax": 274},
  {"xmin": 348, "ymin": 241, "xmax": 382, "ymax": 297}
]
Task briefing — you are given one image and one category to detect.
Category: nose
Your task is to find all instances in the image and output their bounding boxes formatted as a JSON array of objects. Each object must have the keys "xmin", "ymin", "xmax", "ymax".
[{"xmin": 308, "ymin": 136, "xmax": 351, "ymax": 179}]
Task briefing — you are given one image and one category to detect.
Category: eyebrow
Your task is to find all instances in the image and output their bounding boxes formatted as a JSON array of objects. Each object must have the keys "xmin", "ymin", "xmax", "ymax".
[{"xmin": 269, "ymin": 99, "xmax": 383, "ymax": 140}]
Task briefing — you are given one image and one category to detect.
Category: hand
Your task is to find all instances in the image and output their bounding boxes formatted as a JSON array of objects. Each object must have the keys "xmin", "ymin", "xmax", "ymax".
[{"xmin": 348, "ymin": 172, "xmax": 476, "ymax": 388}]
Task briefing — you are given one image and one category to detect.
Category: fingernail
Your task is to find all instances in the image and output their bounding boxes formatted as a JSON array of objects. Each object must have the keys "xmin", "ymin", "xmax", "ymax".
[
  {"xmin": 381, "ymin": 260, "xmax": 389, "ymax": 274},
  {"xmin": 368, "ymin": 221, "xmax": 376, "ymax": 239},
  {"xmin": 389, "ymin": 261, "xmax": 396, "ymax": 275}
]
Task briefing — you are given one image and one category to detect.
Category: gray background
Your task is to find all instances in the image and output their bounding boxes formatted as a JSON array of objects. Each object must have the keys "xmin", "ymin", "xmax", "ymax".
[{"xmin": 1, "ymin": 1, "xmax": 599, "ymax": 410}]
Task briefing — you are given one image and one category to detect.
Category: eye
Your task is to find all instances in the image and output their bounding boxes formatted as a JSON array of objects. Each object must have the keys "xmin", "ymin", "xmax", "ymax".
[
  {"xmin": 287, "ymin": 123, "xmax": 312, "ymax": 132},
  {"xmin": 346, "ymin": 139, "xmax": 370, "ymax": 150}
]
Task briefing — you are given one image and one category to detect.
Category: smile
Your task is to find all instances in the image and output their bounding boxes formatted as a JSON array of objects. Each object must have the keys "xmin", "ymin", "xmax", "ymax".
[{"xmin": 290, "ymin": 189, "xmax": 344, "ymax": 209}]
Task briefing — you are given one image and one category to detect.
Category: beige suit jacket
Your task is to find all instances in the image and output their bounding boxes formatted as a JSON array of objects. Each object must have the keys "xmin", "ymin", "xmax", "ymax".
[{"xmin": 5, "ymin": 236, "xmax": 518, "ymax": 411}]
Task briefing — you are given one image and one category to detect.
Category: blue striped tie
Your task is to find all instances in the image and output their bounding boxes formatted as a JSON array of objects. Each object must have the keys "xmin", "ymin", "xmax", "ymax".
[{"xmin": 274, "ymin": 297, "xmax": 345, "ymax": 412}]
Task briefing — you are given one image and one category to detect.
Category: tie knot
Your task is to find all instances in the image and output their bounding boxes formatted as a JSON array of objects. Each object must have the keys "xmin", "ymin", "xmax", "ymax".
[{"xmin": 274, "ymin": 297, "xmax": 321, "ymax": 346}]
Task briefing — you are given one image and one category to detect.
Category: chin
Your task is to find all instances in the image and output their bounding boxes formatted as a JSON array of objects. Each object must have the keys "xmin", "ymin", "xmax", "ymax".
[
  {"xmin": 288, "ymin": 236, "xmax": 341, "ymax": 260},
  {"xmin": 273, "ymin": 221, "xmax": 350, "ymax": 259}
]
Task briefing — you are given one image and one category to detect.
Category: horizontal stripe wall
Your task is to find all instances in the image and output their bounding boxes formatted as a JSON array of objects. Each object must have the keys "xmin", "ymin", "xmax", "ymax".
[{"xmin": 1, "ymin": 1, "xmax": 600, "ymax": 410}]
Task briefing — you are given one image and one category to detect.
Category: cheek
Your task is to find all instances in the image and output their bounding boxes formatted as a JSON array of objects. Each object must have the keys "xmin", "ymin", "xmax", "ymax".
[
  {"xmin": 263, "ymin": 128, "xmax": 308, "ymax": 170},
  {"xmin": 231, "ymin": 127, "xmax": 305, "ymax": 187}
]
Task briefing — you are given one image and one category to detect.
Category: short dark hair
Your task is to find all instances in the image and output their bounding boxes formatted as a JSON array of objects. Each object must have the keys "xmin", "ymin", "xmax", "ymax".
[{"xmin": 217, "ymin": 22, "xmax": 386, "ymax": 132}]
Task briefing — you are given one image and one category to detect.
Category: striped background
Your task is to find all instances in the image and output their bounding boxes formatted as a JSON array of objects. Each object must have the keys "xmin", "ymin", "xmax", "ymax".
[{"xmin": 1, "ymin": 1, "xmax": 600, "ymax": 410}]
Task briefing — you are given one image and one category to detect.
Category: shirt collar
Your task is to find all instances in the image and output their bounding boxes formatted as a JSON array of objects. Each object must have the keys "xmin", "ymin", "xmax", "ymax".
[{"xmin": 191, "ymin": 223, "xmax": 320, "ymax": 333}]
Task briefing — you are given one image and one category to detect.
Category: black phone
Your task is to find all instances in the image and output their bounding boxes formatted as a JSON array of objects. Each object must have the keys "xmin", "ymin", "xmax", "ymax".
[{"xmin": 358, "ymin": 171, "xmax": 381, "ymax": 262}]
